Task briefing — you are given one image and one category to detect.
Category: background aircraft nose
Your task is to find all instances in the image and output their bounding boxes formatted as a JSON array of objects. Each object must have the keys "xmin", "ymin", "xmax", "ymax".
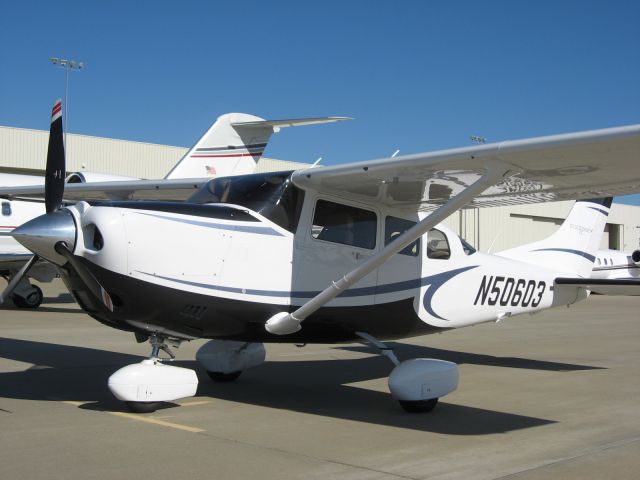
[{"xmin": 12, "ymin": 209, "xmax": 76, "ymax": 266}]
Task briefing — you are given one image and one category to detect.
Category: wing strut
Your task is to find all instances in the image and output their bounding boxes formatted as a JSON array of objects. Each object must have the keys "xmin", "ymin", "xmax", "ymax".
[{"xmin": 265, "ymin": 162, "xmax": 512, "ymax": 335}]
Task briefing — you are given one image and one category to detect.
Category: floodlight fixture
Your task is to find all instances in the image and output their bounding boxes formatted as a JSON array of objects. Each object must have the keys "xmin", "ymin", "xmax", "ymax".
[{"xmin": 49, "ymin": 56, "xmax": 86, "ymax": 150}]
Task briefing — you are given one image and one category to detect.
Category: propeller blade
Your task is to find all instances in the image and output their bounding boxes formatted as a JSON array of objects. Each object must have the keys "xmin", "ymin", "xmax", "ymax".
[
  {"xmin": 44, "ymin": 99, "xmax": 66, "ymax": 214},
  {"xmin": 54, "ymin": 242, "xmax": 114, "ymax": 312},
  {"xmin": 0, "ymin": 255, "xmax": 39, "ymax": 306}
]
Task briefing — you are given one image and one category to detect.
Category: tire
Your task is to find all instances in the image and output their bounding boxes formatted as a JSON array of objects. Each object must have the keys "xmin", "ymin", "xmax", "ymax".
[
  {"xmin": 126, "ymin": 401, "xmax": 161, "ymax": 414},
  {"xmin": 13, "ymin": 285, "xmax": 44, "ymax": 309},
  {"xmin": 207, "ymin": 371, "xmax": 242, "ymax": 382},
  {"xmin": 399, "ymin": 398, "xmax": 438, "ymax": 413}
]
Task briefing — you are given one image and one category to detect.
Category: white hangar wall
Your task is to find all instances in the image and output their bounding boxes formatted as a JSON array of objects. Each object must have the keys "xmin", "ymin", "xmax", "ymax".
[
  {"xmin": 0, "ymin": 126, "xmax": 311, "ymax": 179},
  {"xmin": 442, "ymin": 201, "xmax": 640, "ymax": 252},
  {"xmin": 2, "ymin": 125, "xmax": 639, "ymax": 252},
  {"xmin": 0, "ymin": 126, "xmax": 186, "ymax": 179}
]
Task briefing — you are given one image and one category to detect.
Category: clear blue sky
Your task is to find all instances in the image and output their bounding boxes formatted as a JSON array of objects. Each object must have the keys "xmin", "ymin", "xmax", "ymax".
[{"xmin": 1, "ymin": 0, "xmax": 639, "ymax": 204}]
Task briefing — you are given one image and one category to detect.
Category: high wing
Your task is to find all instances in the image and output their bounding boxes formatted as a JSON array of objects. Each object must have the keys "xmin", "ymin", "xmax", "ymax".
[
  {"xmin": 555, "ymin": 278, "xmax": 640, "ymax": 296},
  {"xmin": 291, "ymin": 124, "xmax": 640, "ymax": 209}
]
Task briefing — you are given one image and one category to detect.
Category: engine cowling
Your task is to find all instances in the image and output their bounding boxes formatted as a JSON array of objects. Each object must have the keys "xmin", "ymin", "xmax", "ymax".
[{"xmin": 65, "ymin": 172, "xmax": 140, "ymax": 183}]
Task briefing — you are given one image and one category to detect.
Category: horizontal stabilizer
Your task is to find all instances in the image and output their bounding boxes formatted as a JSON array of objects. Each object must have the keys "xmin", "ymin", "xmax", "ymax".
[
  {"xmin": 555, "ymin": 277, "xmax": 640, "ymax": 296},
  {"xmin": 231, "ymin": 117, "xmax": 351, "ymax": 129}
]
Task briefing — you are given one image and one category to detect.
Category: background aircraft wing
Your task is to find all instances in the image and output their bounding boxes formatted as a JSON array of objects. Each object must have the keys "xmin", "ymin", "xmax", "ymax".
[
  {"xmin": 291, "ymin": 124, "xmax": 640, "ymax": 210},
  {"xmin": 0, "ymin": 253, "xmax": 34, "ymax": 271},
  {"xmin": 555, "ymin": 277, "xmax": 640, "ymax": 296},
  {"xmin": 0, "ymin": 178, "xmax": 206, "ymax": 202}
]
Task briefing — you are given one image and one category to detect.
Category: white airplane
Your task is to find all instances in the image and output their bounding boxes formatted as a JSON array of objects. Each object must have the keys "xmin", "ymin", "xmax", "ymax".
[
  {"xmin": 2, "ymin": 100, "xmax": 640, "ymax": 414},
  {"xmin": 586, "ymin": 248, "xmax": 640, "ymax": 295},
  {"xmin": 593, "ymin": 249, "xmax": 640, "ymax": 279},
  {"xmin": 0, "ymin": 111, "xmax": 347, "ymax": 307}
]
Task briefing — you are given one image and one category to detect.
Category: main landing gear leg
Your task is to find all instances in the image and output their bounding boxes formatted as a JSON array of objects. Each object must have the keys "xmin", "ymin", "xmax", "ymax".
[
  {"xmin": 108, "ymin": 334, "xmax": 198, "ymax": 414},
  {"xmin": 7, "ymin": 274, "xmax": 44, "ymax": 309},
  {"xmin": 356, "ymin": 332, "xmax": 459, "ymax": 413}
]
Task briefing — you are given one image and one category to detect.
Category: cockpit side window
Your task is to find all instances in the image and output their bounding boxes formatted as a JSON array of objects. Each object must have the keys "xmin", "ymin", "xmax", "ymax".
[
  {"xmin": 385, "ymin": 216, "xmax": 420, "ymax": 256},
  {"xmin": 427, "ymin": 229, "xmax": 451, "ymax": 260},
  {"xmin": 312, "ymin": 200, "xmax": 376, "ymax": 249}
]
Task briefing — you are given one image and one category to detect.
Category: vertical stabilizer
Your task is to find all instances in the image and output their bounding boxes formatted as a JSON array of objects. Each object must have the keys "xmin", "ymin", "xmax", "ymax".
[
  {"xmin": 165, "ymin": 113, "xmax": 271, "ymax": 179},
  {"xmin": 165, "ymin": 113, "xmax": 350, "ymax": 180},
  {"xmin": 497, "ymin": 198, "xmax": 612, "ymax": 277}
]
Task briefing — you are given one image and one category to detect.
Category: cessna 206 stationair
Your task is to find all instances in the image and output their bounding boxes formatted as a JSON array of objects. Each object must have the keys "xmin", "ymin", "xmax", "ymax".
[
  {"xmin": 2, "ymin": 101, "xmax": 640, "ymax": 413},
  {"xmin": 0, "ymin": 111, "xmax": 346, "ymax": 308}
]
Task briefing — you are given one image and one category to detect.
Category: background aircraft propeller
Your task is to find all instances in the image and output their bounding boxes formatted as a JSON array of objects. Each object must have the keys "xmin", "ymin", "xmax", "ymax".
[
  {"xmin": 0, "ymin": 100, "xmax": 63, "ymax": 306},
  {"xmin": 1, "ymin": 100, "xmax": 113, "ymax": 312}
]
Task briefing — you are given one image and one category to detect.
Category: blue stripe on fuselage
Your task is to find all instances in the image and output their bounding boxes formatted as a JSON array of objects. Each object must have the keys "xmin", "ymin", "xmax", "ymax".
[
  {"xmin": 138, "ymin": 265, "xmax": 478, "ymax": 300},
  {"xmin": 133, "ymin": 211, "xmax": 284, "ymax": 237},
  {"xmin": 532, "ymin": 248, "xmax": 596, "ymax": 262}
]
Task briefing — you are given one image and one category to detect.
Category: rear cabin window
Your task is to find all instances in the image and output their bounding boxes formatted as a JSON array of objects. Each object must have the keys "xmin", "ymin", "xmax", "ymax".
[
  {"xmin": 427, "ymin": 229, "xmax": 451, "ymax": 260},
  {"xmin": 1, "ymin": 202, "xmax": 10, "ymax": 216},
  {"xmin": 385, "ymin": 216, "xmax": 420, "ymax": 257},
  {"xmin": 312, "ymin": 200, "xmax": 376, "ymax": 249}
]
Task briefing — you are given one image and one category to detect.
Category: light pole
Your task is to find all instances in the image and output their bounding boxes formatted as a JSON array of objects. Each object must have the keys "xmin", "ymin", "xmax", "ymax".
[{"xmin": 49, "ymin": 57, "xmax": 85, "ymax": 150}]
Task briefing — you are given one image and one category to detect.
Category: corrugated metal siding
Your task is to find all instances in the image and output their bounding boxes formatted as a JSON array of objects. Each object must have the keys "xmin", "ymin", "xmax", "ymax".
[
  {"xmin": 0, "ymin": 126, "xmax": 187, "ymax": 179},
  {"xmin": 1, "ymin": 127, "xmax": 311, "ymax": 179},
  {"xmin": 443, "ymin": 201, "xmax": 640, "ymax": 252}
]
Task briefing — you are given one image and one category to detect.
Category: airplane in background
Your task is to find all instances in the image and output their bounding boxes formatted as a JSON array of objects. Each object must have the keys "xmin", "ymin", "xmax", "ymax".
[
  {"xmin": 1, "ymin": 100, "xmax": 640, "ymax": 414},
  {"xmin": 0, "ymin": 111, "xmax": 347, "ymax": 307},
  {"xmin": 593, "ymin": 249, "xmax": 640, "ymax": 279},
  {"xmin": 586, "ymin": 248, "xmax": 640, "ymax": 295}
]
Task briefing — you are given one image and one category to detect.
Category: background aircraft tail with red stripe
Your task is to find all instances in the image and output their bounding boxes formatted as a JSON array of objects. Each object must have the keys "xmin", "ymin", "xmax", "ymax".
[{"xmin": 165, "ymin": 113, "xmax": 349, "ymax": 180}]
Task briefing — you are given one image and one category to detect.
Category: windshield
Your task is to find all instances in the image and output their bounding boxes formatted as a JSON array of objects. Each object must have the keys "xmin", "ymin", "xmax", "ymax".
[
  {"xmin": 187, "ymin": 171, "xmax": 304, "ymax": 232},
  {"xmin": 461, "ymin": 238, "xmax": 477, "ymax": 255}
]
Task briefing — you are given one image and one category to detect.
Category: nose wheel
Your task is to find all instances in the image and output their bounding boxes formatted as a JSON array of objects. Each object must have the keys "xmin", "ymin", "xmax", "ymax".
[
  {"xmin": 125, "ymin": 400, "xmax": 162, "ymax": 414},
  {"xmin": 108, "ymin": 334, "xmax": 198, "ymax": 413}
]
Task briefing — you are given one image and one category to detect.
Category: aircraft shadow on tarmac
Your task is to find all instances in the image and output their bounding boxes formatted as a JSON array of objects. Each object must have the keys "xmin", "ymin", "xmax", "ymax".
[
  {"xmin": 0, "ymin": 337, "xmax": 604, "ymax": 435},
  {"xmin": 43, "ymin": 293, "xmax": 75, "ymax": 304},
  {"xmin": 341, "ymin": 343, "xmax": 603, "ymax": 372}
]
